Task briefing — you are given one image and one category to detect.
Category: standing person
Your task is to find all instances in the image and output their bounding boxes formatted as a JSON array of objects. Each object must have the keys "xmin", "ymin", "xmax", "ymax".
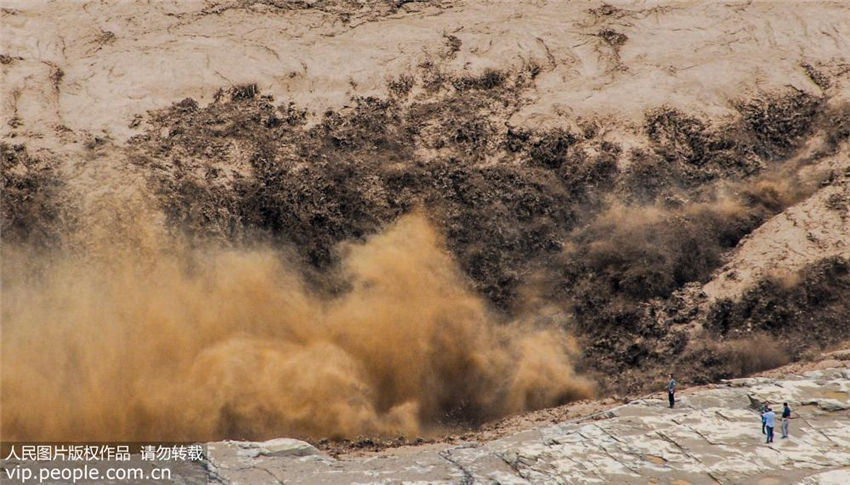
[
  {"xmin": 764, "ymin": 407, "xmax": 776, "ymax": 444},
  {"xmin": 667, "ymin": 374, "xmax": 676, "ymax": 409},
  {"xmin": 761, "ymin": 402, "xmax": 769, "ymax": 434},
  {"xmin": 781, "ymin": 402, "xmax": 792, "ymax": 438}
]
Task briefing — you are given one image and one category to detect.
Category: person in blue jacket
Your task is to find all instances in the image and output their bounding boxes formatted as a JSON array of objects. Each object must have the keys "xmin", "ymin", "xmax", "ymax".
[
  {"xmin": 667, "ymin": 374, "xmax": 676, "ymax": 408},
  {"xmin": 761, "ymin": 402, "xmax": 769, "ymax": 434}
]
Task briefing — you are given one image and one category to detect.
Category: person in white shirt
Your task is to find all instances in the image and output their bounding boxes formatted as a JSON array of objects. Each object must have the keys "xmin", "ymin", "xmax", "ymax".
[{"xmin": 764, "ymin": 407, "xmax": 776, "ymax": 444}]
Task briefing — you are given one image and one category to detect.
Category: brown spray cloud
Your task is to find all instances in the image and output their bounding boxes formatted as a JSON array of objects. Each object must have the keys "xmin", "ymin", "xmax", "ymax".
[{"xmin": 0, "ymin": 211, "xmax": 593, "ymax": 442}]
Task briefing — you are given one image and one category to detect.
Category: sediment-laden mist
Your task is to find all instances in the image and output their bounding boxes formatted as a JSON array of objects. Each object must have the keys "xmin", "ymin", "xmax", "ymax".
[{"xmin": 1, "ymin": 213, "xmax": 592, "ymax": 441}]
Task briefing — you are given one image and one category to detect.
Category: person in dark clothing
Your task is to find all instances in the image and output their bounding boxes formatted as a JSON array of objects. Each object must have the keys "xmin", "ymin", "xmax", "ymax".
[
  {"xmin": 781, "ymin": 402, "xmax": 792, "ymax": 438},
  {"xmin": 761, "ymin": 402, "xmax": 769, "ymax": 434},
  {"xmin": 667, "ymin": 374, "xmax": 676, "ymax": 408}
]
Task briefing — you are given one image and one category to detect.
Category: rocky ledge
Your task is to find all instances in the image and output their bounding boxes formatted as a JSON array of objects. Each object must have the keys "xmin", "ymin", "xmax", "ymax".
[{"xmin": 205, "ymin": 365, "xmax": 850, "ymax": 484}]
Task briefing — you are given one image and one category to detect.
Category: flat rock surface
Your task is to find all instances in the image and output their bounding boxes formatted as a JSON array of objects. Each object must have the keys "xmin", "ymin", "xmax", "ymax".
[{"xmin": 205, "ymin": 366, "xmax": 850, "ymax": 484}]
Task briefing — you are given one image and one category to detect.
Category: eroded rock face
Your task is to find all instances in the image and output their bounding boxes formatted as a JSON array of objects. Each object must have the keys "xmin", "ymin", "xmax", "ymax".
[{"xmin": 205, "ymin": 367, "xmax": 850, "ymax": 484}]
